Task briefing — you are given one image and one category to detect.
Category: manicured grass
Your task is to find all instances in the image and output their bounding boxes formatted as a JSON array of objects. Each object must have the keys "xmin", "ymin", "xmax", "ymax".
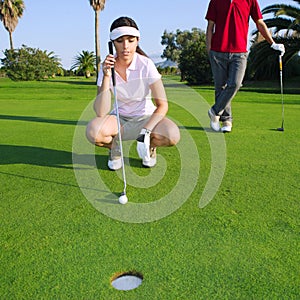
[{"xmin": 0, "ymin": 76, "xmax": 299, "ymax": 299}]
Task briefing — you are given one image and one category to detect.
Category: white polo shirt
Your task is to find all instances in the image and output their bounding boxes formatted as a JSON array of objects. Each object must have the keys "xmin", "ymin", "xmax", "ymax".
[{"xmin": 97, "ymin": 53, "xmax": 161, "ymax": 118}]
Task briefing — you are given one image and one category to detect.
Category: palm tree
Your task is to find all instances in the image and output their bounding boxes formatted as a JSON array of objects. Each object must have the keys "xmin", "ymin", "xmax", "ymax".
[
  {"xmin": 248, "ymin": 0, "xmax": 300, "ymax": 79},
  {"xmin": 0, "ymin": 0, "xmax": 25, "ymax": 50},
  {"xmin": 71, "ymin": 50, "xmax": 96, "ymax": 78},
  {"xmin": 89, "ymin": 0, "xmax": 106, "ymax": 79}
]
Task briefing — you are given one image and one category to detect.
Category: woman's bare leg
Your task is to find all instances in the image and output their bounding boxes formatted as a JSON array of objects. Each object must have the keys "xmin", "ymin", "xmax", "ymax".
[
  {"xmin": 151, "ymin": 118, "xmax": 180, "ymax": 147},
  {"xmin": 86, "ymin": 115, "xmax": 118, "ymax": 148}
]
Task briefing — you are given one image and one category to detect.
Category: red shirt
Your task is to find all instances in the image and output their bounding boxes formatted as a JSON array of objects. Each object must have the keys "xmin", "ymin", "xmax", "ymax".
[{"xmin": 205, "ymin": 0, "xmax": 263, "ymax": 52}]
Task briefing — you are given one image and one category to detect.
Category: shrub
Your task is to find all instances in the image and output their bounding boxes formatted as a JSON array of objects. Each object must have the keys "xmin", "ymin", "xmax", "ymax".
[{"xmin": 0, "ymin": 45, "xmax": 61, "ymax": 81}]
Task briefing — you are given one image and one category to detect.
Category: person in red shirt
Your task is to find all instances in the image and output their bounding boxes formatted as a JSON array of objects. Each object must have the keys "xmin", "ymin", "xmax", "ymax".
[{"xmin": 205, "ymin": 0, "xmax": 285, "ymax": 132}]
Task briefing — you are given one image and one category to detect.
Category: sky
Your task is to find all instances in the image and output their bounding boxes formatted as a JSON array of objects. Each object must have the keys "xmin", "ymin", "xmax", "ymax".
[{"xmin": 0, "ymin": 0, "xmax": 295, "ymax": 69}]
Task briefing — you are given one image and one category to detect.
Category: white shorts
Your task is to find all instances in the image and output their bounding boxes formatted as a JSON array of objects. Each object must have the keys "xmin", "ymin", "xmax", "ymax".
[{"xmin": 112, "ymin": 114, "xmax": 151, "ymax": 140}]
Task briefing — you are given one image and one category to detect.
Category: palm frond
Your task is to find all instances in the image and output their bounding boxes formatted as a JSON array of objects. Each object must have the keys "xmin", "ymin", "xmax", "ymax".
[
  {"xmin": 71, "ymin": 50, "xmax": 96, "ymax": 72},
  {"xmin": 264, "ymin": 18, "xmax": 294, "ymax": 33},
  {"xmin": 0, "ymin": 0, "xmax": 24, "ymax": 32},
  {"xmin": 89, "ymin": 0, "xmax": 106, "ymax": 11},
  {"xmin": 262, "ymin": 4, "xmax": 300, "ymax": 19}
]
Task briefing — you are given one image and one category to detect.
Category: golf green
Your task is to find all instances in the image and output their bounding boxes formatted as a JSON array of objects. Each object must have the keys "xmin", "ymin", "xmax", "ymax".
[{"xmin": 0, "ymin": 76, "xmax": 299, "ymax": 299}]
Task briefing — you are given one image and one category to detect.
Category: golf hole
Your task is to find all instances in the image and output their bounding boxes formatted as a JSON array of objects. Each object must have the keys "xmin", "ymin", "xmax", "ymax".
[{"xmin": 111, "ymin": 271, "xmax": 143, "ymax": 291}]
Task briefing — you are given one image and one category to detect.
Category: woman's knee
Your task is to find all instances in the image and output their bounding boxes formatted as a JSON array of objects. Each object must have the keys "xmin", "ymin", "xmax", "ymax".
[
  {"xmin": 85, "ymin": 117, "xmax": 105, "ymax": 144},
  {"xmin": 152, "ymin": 124, "xmax": 180, "ymax": 147},
  {"xmin": 86, "ymin": 119, "xmax": 99, "ymax": 144},
  {"xmin": 153, "ymin": 118, "xmax": 180, "ymax": 146},
  {"xmin": 168, "ymin": 126, "xmax": 180, "ymax": 146},
  {"xmin": 85, "ymin": 116, "xmax": 116, "ymax": 145}
]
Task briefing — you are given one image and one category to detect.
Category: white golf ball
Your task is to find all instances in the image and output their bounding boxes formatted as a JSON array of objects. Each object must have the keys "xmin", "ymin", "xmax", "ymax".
[{"xmin": 119, "ymin": 194, "xmax": 128, "ymax": 205}]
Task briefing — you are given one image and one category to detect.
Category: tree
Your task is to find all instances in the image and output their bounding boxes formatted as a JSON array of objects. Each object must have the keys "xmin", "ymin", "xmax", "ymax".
[
  {"xmin": 71, "ymin": 50, "xmax": 96, "ymax": 78},
  {"xmin": 161, "ymin": 30, "xmax": 182, "ymax": 63},
  {"xmin": 248, "ymin": 0, "xmax": 300, "ymax": 80},
  {"xmin": 161, "ymin": 29, "xmax": 199, "ymax": 63},
  {"xmin": 89, "ymin": 0, "xmax": 106, "ymax": 79},
  {"xmin": 1, "ymin": 45, "xmax": 61, "ymax": 81},
  {"xmin": 161, "ymin": 28, "xmax": 211, "ymax": 84},
  {"xmin": 179, "ymin": 32, "xmax": 212, "ymax": 84},
  {"xmin": 0, "ymin": 0, "xmax": 25, "ymax": 50}
]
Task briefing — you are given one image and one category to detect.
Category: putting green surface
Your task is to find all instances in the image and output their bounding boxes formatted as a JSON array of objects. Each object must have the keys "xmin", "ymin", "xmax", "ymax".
[{"xmin": 0, "ymin": 77, "xmax": 299, "ymax": 299}]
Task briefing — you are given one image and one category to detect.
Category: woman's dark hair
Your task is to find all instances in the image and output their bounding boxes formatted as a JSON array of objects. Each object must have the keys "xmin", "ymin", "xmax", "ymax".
[{"xmin": 110, "ymin": 16, "xmax": 147, "ymax": 57}]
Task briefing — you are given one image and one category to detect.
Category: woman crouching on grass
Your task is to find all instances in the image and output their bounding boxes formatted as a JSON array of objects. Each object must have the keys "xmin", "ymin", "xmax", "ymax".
[{"xmin": 86, "ymin": 16, "xmax": 180, "ymax": 170}]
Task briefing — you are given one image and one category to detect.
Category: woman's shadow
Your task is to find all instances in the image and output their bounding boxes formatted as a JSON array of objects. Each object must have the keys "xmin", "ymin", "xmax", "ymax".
[{"xmin": 0, "ymin": 144, "xmax": 108, "ymax": 169}]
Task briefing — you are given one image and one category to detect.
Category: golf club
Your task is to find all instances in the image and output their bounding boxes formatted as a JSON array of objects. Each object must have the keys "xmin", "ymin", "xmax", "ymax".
[
  {"xmin": 108, "ymin": 41, "xmax": 128, "ymax": 204},
  {"xmin": 277, "ymin": 54, "xmax": 284, "ymax": 132}
]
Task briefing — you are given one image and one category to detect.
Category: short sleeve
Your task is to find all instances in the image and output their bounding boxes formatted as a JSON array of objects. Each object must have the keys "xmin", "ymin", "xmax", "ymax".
[
  {"xmin": 250, "ymin": 0, "xmax": 263, "ymax": 22},
  {"xmin": 147, "ymin": 58, "xmax": 161, "ymax": 85},
  {"xmin": 205, "ymin": 0, "xmax": 217, "ymax": 22}
]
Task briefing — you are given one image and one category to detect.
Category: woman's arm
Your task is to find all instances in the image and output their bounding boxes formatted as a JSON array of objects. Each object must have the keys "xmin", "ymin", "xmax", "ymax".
[
  {"xmin": 93, "ymin": 54, "xmax": 115, "ymax": 117},
  {"xmin": 143, "ymin": 79, "xmax": 168, "ymax": 131},
  {"xmin": 93, "ymin": 76, "xmax": 112, "ymax": 117}
]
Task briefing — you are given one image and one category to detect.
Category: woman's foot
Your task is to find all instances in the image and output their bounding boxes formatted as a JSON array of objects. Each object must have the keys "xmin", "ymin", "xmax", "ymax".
[{"xmin": 142, "ymin": 147, "xmax": 156, "ymax": 168}]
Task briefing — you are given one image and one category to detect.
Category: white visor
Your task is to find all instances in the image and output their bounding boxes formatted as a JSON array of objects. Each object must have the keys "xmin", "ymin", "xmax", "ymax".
[{"xmin": 110, "ymin": 26, "xmax": 140, "ymax": 41}]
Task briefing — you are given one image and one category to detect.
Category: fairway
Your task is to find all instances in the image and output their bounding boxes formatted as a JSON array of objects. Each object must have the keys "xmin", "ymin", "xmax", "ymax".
[{"xmin": 0, "ymin": 76, "xmax": 299, "ymax": 299}]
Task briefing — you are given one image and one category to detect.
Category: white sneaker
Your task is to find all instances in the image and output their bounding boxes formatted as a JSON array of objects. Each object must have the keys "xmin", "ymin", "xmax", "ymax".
[
  {"xmin": 108, "ymin": 146, "xmax": 122, "ymax": 170},
  {"xmin": 221, "ymin": 121, "xmax": 232, "ymax": 133},
  {"xmin": 208, "ymin": 108, "xmax": 220, "ymax": 131},
  {"xmin": 142, "ymin": 147, "xmax": 156, "ymax": 168}
]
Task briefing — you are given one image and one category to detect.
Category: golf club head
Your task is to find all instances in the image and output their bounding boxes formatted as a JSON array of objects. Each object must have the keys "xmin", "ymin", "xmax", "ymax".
[{"xmin": 277, "ymin": 127, "xmax": 284, "ymax": 132}]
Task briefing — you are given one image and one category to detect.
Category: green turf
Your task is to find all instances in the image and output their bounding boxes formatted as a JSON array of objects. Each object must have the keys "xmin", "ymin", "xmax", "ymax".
[{"xmin": 0, "ymin": 76, "xmax": 299, "ymax": 299}]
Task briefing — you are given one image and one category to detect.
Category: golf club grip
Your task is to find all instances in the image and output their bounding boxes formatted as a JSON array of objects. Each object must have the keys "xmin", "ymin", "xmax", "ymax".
[{"xmin": 108, "ymin": 41, "xmax": 116, "ymax": 86}]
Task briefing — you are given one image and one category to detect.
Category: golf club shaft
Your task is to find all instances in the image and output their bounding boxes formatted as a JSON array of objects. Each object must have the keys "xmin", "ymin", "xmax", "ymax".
[
  {"xmin": 109, "ymin": 41, "xmax": 127, "ymax": 193},
  {"xmin": 279, "ymin": 55, "xmax": 284, "ymax": 129}
]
